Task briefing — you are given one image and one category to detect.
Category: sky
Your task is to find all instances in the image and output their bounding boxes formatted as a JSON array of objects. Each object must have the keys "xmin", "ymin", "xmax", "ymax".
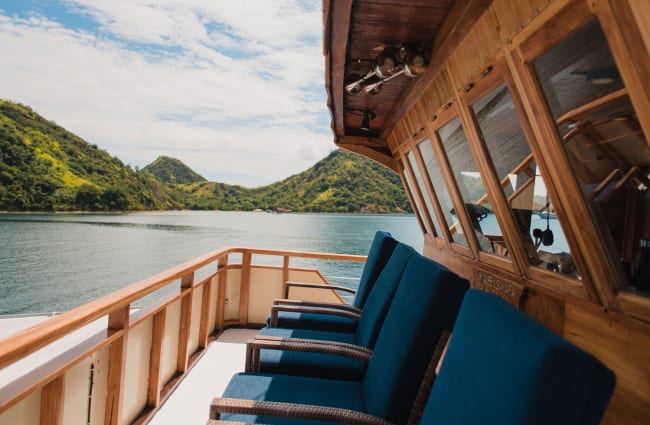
[{"xmin": 0, "ymin": 0, "xmax": 335, "ymax": 187}]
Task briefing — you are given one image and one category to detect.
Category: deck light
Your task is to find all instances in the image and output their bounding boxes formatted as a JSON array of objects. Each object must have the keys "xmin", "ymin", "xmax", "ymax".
[
  {"xmin": 346, "ymin": 45, "xmax": 427, "ymax": 95},
  {"xmin": 361, "ymin": 110, "xmax": 376, "ymax": 131}
]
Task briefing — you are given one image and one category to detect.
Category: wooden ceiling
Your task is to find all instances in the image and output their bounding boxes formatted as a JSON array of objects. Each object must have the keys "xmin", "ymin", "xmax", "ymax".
[{"xmin": 323, "ymin": 0, "xmax": 490, "ymax": 170}]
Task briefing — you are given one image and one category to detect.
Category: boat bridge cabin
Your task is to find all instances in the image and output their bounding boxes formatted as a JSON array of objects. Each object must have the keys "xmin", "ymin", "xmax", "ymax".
[
  {"xmin": 0, "ymin": 1, "xmax": 649, "ymax": 424},
  {"xmin": 325, "ymin": 0, "xmax": 649, "ymax": 424}
]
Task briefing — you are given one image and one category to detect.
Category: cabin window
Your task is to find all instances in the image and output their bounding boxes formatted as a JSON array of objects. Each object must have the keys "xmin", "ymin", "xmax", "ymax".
[
  {"xmin": 437, "ymin": 117, "xmax": 508, "ymax": 258},
  {"xmin": 406, "ymin": 150, "xmax": 444, "ymax": 238},
  {"xmin": 402, "ymin": 161, "xmax": 434, "ymax": 235},
  {"xmin": 534, "ymin": 19, "xmax": 650, "ymax": 292},
  {"xmin": 471, "ymin": 83, "xmax": 577, "ymax": 277},
  {"xmin": 418, "ymin": 139, "xmax": 465, "ymax": 245}
]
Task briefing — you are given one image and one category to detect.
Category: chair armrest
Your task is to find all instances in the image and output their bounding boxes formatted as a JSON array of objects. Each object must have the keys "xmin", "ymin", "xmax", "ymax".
[
  {"xmin": 272, "ymin": 298, "xmax": 362, "ymax": 313},
  {"xmin": 210, "ymin": 397, "xmax": 395, "ymax": 425},
  {"xmin": 245, "ymin": 336, "xmax": 372, "ymax": 373},
  {"xmin": 283, "ymin": 281, "xmax": 357, "ymax": 298},
  {"xmin": 269, "ymin": 302, "xmax": 361, "ymax": 327}
]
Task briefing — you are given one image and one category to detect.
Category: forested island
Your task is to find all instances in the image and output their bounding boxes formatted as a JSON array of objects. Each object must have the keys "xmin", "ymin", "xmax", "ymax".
[{"xmin": 0, "ymin": 100, "xmax": 411, "ymax": 213}]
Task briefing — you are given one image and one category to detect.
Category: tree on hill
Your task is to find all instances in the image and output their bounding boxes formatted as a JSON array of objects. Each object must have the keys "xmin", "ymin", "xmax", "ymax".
[{"xmin": 142, "ymin": 156, "xmax": 206, "ymax": 184}]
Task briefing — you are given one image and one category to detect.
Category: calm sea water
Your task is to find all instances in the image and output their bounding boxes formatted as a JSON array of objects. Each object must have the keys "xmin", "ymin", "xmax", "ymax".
[{"xmin": 0, "ymin": 211, "xmax": 422, "ymax": 315}]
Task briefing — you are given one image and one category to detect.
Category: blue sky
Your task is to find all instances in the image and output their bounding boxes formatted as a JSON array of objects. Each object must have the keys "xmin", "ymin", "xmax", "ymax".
[{"xmin": 0, "ymin": 1, "xmax": 333, "ymax": 187}]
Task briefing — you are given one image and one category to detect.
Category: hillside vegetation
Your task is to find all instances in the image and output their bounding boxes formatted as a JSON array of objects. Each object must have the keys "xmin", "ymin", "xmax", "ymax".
[
  {"xmin": 0, "ymin": 101, "xmax": 176, "ymax": 211},
  {"xmin": 0, "ymin": 100, "xmax": 411, "ymax": 213},
  {"xmin": 156, "ymin": 150, "xmax": 411, "ymax": 213}
]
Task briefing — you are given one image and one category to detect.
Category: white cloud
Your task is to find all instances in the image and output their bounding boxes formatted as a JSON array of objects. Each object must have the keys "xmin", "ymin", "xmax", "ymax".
[{"xmin": 0, "ymin": 1, "xmax": 333, "ymax": 187}]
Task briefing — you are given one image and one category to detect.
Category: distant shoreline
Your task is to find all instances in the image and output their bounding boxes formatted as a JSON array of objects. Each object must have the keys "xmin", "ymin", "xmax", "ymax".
[{"xmin": 0, "ymin": 209, "xmax": 411, "ymax": 215}]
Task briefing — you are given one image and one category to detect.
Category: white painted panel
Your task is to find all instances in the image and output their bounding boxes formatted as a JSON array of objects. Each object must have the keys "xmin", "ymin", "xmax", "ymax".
[
  {"xmin": 121, "ymin": 317, "xmax": 153, "ymax": 424},
  {"xmin": 224, "ymin": 269, "xmax": 241, "ymax": 321},
  {"xmin": 287, "ymin": 270, "xmax": 344, "ymax": 303},
  {"xmin": 248, "ymin": 267, "xmax": 284, "ymax": 324},
  {"xmin": 90, "ymin": 346, "xmax": 109, "ymax": 425},
  {"xmin": 0, "ymin": 389, "xmax": 40, "ymax": 425},
  {"xmin": 63, "ymin": 356, "xmax": 93, "ymax": 425},
  {"xmin": 208, "ymin": 277, "xmax": 219, "ymax": 334},
  {"xmin": 189, "ymin": 286, "xmax": 203, "ymax": 355},
  {"xmin": 161, "ymin": 300, "xmax": 181, "ymax": 384}
]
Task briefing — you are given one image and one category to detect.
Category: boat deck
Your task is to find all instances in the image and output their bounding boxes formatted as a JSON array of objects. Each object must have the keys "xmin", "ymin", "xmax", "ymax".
[
  {"xmin": 148, "ymin": 328, "xmax": 258, "ymax": 425},
  {"xmin": 0, "ymin": 314, "xmax": 257, "ymax": 425}
]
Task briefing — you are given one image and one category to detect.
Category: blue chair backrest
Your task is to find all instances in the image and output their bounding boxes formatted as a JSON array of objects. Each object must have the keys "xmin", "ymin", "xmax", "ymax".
[
  {"xmin": 362, "ymin": 254, "xmax": 470, "ymax": 423},
  {"xmin": 354, "ymin": 231, "xmax": 398, "ymax": 309},
  {"xmin": 421, "ymin": 289, "xmax": 616, "ymax": 425},
  {"xmin": 354, "ymin": 243, "xmax": 416, "ymax": 348}
]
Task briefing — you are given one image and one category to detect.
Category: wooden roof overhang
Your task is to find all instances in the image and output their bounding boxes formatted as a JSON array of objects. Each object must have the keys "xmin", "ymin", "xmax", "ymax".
[{"xmin": 323, "ymin": 0, "xmax": 491, "ymax": 171}]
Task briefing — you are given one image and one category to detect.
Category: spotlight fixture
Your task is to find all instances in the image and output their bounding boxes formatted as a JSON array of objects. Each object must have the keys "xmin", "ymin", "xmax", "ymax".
[
  {"xmin": 360, "ymin": 110, "xmax": 376, "ymax": 131},
  {"xmin": 344, "ymin": 44, "xmax": 428, "ymax": 95},
  {"xmin": 347, "ymin": 109, "xmax": 377, "ymax": 132}
]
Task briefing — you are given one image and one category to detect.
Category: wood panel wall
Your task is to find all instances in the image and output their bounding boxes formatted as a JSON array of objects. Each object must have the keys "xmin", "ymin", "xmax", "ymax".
[{"xmin": 390, "ymin": 0, "xmax": 650, "ymax": 423}]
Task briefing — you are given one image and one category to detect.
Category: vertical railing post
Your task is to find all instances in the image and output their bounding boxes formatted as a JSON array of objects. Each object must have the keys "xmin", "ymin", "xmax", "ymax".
[
  {"xmin": 199, "ymin": 274, "xmax": 212, "ymax": 349},
  {"xmin": 146, "ymin": 309, "xmax": 166, "ymax": 408},
  {"xmin": 177, "ymin": 272, "xmax": 195, "ymax": 373},
  {"xmin": 216, "ymin": 255, "xmax": 228, "ymax": 330},
  {"xmin": 40, "ymin": 375, "xmax": 65, "ymax": 425},
  {"xmin": 104, "ymin": 305, "xmax": 130, "ymax": 425},
  {"xmin": 282, "ymin": 256, "xmax": 290, "ymax": 298},
  {"xmin": 238, "ymin": 251, "xmax": 252, "ymax": 325}
]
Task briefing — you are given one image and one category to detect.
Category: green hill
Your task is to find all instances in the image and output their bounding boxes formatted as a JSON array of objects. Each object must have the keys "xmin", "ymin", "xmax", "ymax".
[
  {"xmin": 173, "ymin": 150, "xmax": 412, "ymax": 213},
  {"xmin": 143, "ymin": 156, "xmax": 206, "ymax": 184},
  {"xmin": 0, "ymin": 100, "xmax": 176, "ymax": 211},
  {"xmin": 0, "ymin": 100, "xmax": 411, "ymax": 213}
]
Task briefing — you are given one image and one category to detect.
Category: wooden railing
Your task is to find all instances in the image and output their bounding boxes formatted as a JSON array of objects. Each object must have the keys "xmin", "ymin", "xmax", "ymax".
[{"xmin": 0, "ymin": 247, "xmax": 365, "ymax": 425}]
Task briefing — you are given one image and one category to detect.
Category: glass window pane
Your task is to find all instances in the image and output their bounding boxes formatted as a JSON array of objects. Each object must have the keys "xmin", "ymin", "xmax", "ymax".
[
  {"xmin": 472, "ymin": 84, "xmax": 577, "ymax": 276},
  {"xmin": 402, "ymin": 163, "xmax": 434, "ymax": 235},
  {"xmin": 406, "ymin": 151, "xmax": 444, "ymax": 237},
  {"xmin": 534, "ymin": 19, "xmax": 650, "ymax": 291},
  {"xmin": 418, "ymin": 139, "xmax": 466, "ymax": 245},
  {"xmin": 437, "ymin": 117, "xmax": 508, "ymax": 257}
]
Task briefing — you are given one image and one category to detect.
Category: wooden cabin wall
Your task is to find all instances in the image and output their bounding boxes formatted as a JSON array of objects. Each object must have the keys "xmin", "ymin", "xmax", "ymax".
[{"xmin": 389, "ymin": 0, "xmax": 650, "ymax": 424}]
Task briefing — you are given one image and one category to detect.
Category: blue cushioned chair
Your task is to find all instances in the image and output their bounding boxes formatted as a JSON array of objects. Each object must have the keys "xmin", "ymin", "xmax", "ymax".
[
  {"xmin": 251, "ymin": 242, "xmax": 417, "ymax": 379},
  {"xmin": 267, "ymin": 230, "xmax": 398, "ymax": 333},
  {"xmin": 210, "ymin": 254, "xmax": 470, "ymax": 424},
  {"xmin": 420, "ymin": 289, "xmax": 616, "ymax": 425}
]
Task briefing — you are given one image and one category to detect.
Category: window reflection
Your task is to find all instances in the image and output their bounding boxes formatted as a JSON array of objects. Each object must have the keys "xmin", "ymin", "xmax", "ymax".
[
  {"xmin": 437, "ymin": 118, "xmax": 508, "ymax": 257},
  {"xmin": 418, "ymin": 140, "xmax": 465, "ymax": 245},
  {"xmin": 406, "ymin": 151, "xmax": 444, "ymax": 237},
  {"xmin": 402, "ymin": 163, "xmax": 434, "ymax": 235},
  {"xmin": 534, "ymin": 19, "xmax": 650, "ymax": 291},
  {"xmin": 472, "ymin": 84, "xmax": 578, "ymax": 276}
]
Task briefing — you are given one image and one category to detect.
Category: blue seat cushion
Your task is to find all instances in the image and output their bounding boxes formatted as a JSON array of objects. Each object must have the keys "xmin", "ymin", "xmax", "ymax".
[
  {"xmin": 421, "ymin": 290, "xmax": 616, "ymax": 425},
  {"xmin": 264, "ymin": 231, "xmax": 397, "ymax": 331},
  {"xmin": 269, "ymin": 311, "xmax": 358, "ymax": 333},
  {"xmin": 353, "ymin": 231, "xmax": 398, "ymax": 309},
  {"xmin": 256, "ymin": 327, "xmax": 364, "ymax": 379},
  {"xmin": 362, "ymin": 255, "xmax": 469, "ymax": 423},
  {"xmin": 353, "ymin": 243, "xmax": 416, "ymax": 348},
  {"xmin": 220, "ymin": 373, "xmax": 365, "ymax": 425},
  {"xmin": 257, "ymin": 327, "xmax": 357, "ymax": 344}
]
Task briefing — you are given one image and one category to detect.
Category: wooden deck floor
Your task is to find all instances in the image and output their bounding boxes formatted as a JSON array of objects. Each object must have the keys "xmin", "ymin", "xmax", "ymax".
[{"xmin": 148, "ymin": 328, "xmax": 259, "ymax": 425}]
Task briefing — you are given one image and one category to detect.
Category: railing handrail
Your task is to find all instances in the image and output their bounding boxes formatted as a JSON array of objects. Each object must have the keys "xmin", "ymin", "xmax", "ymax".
[{"xmin": 0, "ymin": 246, "xmax": 366, "ymax": 370}]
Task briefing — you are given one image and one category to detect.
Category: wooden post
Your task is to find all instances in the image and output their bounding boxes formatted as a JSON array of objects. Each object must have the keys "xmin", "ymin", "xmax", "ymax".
[
  {"xmin": 216, "ymin": 255, "xmax": 228, "ymax": 330},
  {"xmin": 146, "ymin": 309, "xmax": 166, "ymax": 408},
  {"xmin": 238, "ymin": 252, "xmax": 252, "ymax": 325},
  {"xmin": 177, "ymin": 273, "xmax": 195, "ymax": 373},
  {"xmin": 40, "ymin": 375, "xmax": 65, "ymax": 425},
  {"xmin": 282, "ymin": 256, "xmax": 290, "ymax": 298},
  {"xmin": 104, "ymin": 305, "xmax": 129, "ymax": 425},
  {"xmin": 198, "ymin": 279, "xmax": 212, "ymax": 349}
]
